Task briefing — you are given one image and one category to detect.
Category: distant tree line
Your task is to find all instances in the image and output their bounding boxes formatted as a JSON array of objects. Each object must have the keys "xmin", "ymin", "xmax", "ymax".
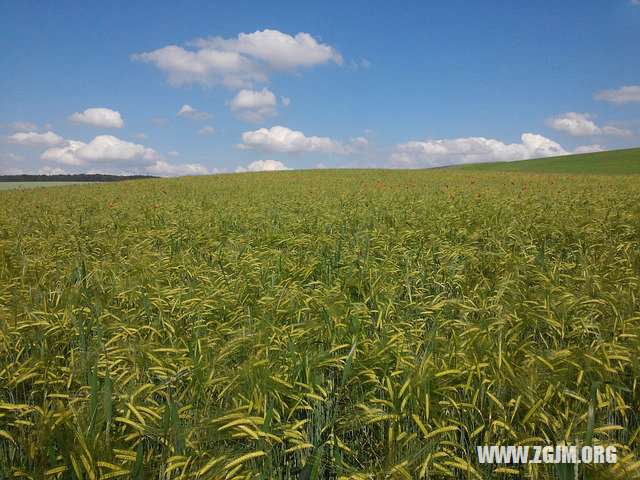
[{"xmin": 0, "ymin": 174, "xmax": 159, "ymax": 182}]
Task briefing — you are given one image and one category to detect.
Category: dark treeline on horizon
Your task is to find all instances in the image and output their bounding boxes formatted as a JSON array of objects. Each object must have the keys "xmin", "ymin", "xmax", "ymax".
[{"xmin": 0, "ymin": 174, "xmax": 159, "ymax": 182}]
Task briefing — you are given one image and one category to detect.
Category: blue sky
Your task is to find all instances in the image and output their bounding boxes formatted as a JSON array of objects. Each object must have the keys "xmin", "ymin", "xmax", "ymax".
[{"xmin": 1, "ymin": 0, "xmax": 639, "ymax": 176}]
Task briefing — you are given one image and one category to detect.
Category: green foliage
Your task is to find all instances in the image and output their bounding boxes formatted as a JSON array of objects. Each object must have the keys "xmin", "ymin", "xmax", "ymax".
[{"xmin": 0, "ymin": 169, "xmax": 639, "ymax": 479}]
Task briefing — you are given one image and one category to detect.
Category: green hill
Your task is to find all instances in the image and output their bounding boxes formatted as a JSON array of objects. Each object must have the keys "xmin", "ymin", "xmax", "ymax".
[{"xmin": 456, "ymin": 147, "xmax": 640, "ymax": 174}]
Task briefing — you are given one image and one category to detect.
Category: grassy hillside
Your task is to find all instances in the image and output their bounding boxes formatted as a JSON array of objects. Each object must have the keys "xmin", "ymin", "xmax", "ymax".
[
  {"xmin": 1, "ymin": 170, "xmax": 639, "ymax": 478},
  {"xmin": 456, "ymin": 147, "xmax": 640, "ymax": 174}
]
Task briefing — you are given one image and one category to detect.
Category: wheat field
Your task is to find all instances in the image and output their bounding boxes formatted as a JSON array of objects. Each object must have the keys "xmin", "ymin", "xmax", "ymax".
[{"xmin": 0, "ymin": 169, "xmax": 639, "ymax": 479}]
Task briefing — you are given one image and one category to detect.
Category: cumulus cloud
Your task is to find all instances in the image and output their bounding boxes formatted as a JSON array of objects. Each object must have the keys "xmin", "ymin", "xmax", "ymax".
[
  {"xmin": 229, "ymin": 87, "xmax": 276, "ymax": 111},
  {"xmin": 237, "ymin": 125, "xmax": 346, "ymax": 154},
  {"xmin": 176, "ymin": 104, "xmax": 212, "ymax": 121},
  {"xmin": 132, "ymin": 29, "xmax": 342, "ymax": 88},
  {"xmin": 545, "ymin": 112, "xmax": 600, "ymax": 136},
  {"xmin": 7, "ymin": 122, "xmax": 38, "ymax": 131},
  {"xmin": 197, "ymin": 126, "xmax": 215, "ymax": 135},
  {"xmin": 390, "ymin": 133, "xmax": 569, "ymax": 167},
  {"xmin": 40, "ymin": 135, "xmax": 159, "ymax": 167},
  {"xmin": 594, "ymin": 85, "xmax": 640, "ymax": 105},
  {"xmin": 3, "ymin": 131, "xmax": 64, "ymax": 147},
  {"xmin": 235, "ymin": 159, "xmax": 291, "ymax": 173},
  {"xmin": 229, "ymin": 87, "xmax": 281, "ymax": 123},
  {"xmin": 133, "ymin": 46, "xmax": 265, "ymax": 88},
  {"xmin": 195, "ymin": 30, "xmax": 342, "ymax": 69},
  {"xmin": 146, "ymin": 160, "xmax": 209, "ymax": 176},
  {"xmin": 546, "ymin": 112, "xmax": 632, "ymax": 137},
  {"xmin": 167, "ymin": 150, "xmax": 180, "ymax": 157},
  {"xmin": 69, "ymin": 108, "xmax": 124, "ymax": 128},
  {"xmin": 135, "ymin": 133, "xmax": 148, "ymax": 140},
  {"xmin": 40, "ymin": 141, "xmax": 87, "ymax": 165}
]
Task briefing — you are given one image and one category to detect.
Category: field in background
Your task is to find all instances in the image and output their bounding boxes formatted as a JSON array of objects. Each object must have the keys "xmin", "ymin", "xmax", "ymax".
[
  {"xmin": 0, "ymin": 164, "xmax": 639, "ymax": 478},
  {"xmin": 0, "ymin": 182, "xmax": 96, "ymax": 191},
  {"xmin": 455, "ymin": 147, "xmax": 640, "ymax": 174}
]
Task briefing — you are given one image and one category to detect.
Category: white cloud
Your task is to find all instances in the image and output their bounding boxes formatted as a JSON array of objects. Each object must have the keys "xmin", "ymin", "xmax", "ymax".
[
  {"xmin": 4, "ymin": 131, "xmax": 64, "ymax": 147},
  {"xmin": 594, "ymin": 85, "xmax": 640, "ymax": 105},
  {"xmin": 237, "ymin": 125, "xmax": 346, "ymax": 154},
  {"xmin": 0, "ymin": 166, "xmax": 28, "ymax": 175},
  {"xmin": 630, "ymin": 1, "xmax": 640, "ymax": 5},
  {"xmin": 40, "ymin": 135, "xmax": 159, "ymax": 167},
  {"xmin": 229, "ymin": 87, "xmax": 276, "ymax": 111},
  {"xmin": 132, "ymin": 29, "xmax": 342, "ymax": 88},
  {"xmin": 0, "ymin": 162, "xmax": 68, "ymax": 175},
  {"xmin": 600, "ymin": 125, "xmax": 633, "ymax": 137},
  {"xmin": 135, "ymin": 133, "xmax": 148, "ymax": 140},
  {"xmin": 146, "ymin": 160, "xmax": 209, "ymax": 176},
  {"xmin": 546, "ymin": 112, "xmax": 632, "ymax": 137},
  {"xmin": 69, "ymin": 108, "xmax": 124, "ymax": 128},
  {"xmin": 349, "ymin": 136, "xmax": 369, "ymax": 150},
  {"xmin": 84, "ymin": 167, "xmax": 138, "ymax": 175},
  {"xmin": 235, "ymin": 159, "xmax": 291, "ymax": 173},
  {"xmin": 39, "ymin": 166, "xmax": 66, "ymax": 175},
  {"xmin": 193, "ymin": 29, "xmax": 343, "ymax": 70},
  {"xmin": 151, "ymin": 117, "xmax": 169, "ymax": 125},
  {"xmin": 281, "ymin": 96, "xmax": 291, "ymax": 107},
  {"xmin": 167, "ymin": 150, "xmax": 180, "ymax": 157},
  {"xmin": 197, "ymin": 126, "xmax": 215, "ymax": 135},
  {"xmin": 176, "ymin": 104, "xmax": 212, "ymax": 121},
  {"xmin": 545, "ymin": 112, "xmax": 600, "ymax": 136},
  {"xmin": 7, "ymin": 122, "xmax": 38, "ymax": 131},
  {"xmin": 573, "ymin": 144, "xmax": 605, "ymax": 154},
  {"xmin": 133, "ymin": 46, "xmax": 265, "ymax": 88},
  {"xmin": 390, "ymin": 133, "xmax": 568, "ymax": 167},
  {"xmin": 229, "ymin": 87, "xmax": 280, "ymax": 123},
  {"xmin": 40, "ymin": 140, "xmax": 87, "ymax": 165}
]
